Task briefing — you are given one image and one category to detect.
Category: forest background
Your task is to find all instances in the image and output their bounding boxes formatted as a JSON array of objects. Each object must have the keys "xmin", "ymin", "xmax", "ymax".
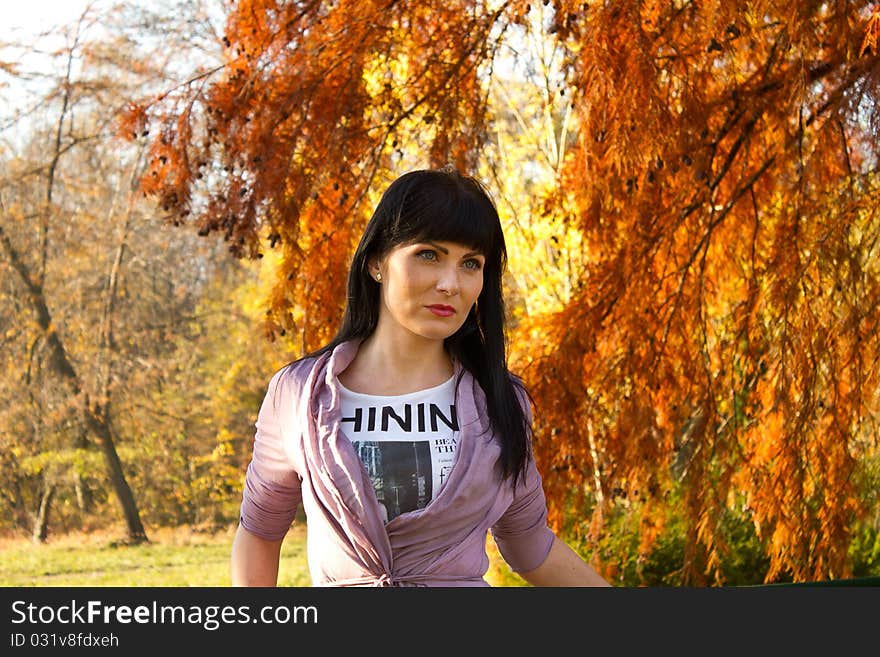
[{"xmin": 2, "ymin": 0, "xmax": 879, "ymax": 587}]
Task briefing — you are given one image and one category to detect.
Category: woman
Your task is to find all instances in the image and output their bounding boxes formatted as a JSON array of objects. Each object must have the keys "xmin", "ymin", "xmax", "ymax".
[{"xmin": 231, "ymin": 167, "xmax": 610, "ymax": 587}]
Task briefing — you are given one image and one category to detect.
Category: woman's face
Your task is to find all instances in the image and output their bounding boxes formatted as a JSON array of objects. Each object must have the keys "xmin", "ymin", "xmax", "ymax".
[{"xmin": 370, "ymin": 239, "xmax": 485, "ymax": 342}]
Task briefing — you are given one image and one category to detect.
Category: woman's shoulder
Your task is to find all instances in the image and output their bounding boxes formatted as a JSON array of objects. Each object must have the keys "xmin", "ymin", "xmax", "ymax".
[
  {"xmin": 261, "ymin": 355, "xmax": 319, "ymax": 403},
  {"xmin": 283, "ymin": 354, "xmax": 321, "ymax": 378}
]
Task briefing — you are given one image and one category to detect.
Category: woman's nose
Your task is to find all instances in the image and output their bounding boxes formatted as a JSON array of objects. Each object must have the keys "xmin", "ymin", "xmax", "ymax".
[{"xmin": 435, "ymin": 267, "xmax": 460, "ymax": 295}]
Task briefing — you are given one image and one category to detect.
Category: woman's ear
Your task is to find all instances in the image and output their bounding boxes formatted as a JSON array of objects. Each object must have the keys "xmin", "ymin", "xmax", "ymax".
[{"xmin": 367, "ymin": 256, "xmax": 381, "ymax": 281}]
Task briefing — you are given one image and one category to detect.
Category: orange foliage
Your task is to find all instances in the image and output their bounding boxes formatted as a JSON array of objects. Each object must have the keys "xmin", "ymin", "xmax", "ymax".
[{"xmin": 133, "ymin": 0, "xmax": 880, "ymax": 583}]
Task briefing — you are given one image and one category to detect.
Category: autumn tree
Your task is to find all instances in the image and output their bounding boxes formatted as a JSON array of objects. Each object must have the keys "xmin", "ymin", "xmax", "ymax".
[
  {"xmin": 0, "ymin": 0, "xmax": 234, "ymax": 542},
  {"xmin": 132, "ymin": 0, "xmax": 880, "ymax": 583},
  {"xmin": 524, "ymin": 0, "xmax": 880, "ymax": 584},
  {"xmin": 1, "ymin": 7, "xmax": 152, "ymax": 542}
]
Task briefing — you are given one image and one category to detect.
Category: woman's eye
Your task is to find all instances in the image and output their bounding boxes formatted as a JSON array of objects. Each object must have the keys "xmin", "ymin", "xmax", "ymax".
[
  {"xmin": 464, "ymin": 259, "xmax": 483, "ymax": 270},
  {"xmin": 417, "ymin": 249, "xmax": 437, "ymax": 261}
]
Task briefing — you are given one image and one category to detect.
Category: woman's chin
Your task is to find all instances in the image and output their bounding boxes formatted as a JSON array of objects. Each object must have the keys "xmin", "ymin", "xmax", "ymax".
[{"xmin": 410, "ymin": 323, "xmax": 464, "ymax": 342}]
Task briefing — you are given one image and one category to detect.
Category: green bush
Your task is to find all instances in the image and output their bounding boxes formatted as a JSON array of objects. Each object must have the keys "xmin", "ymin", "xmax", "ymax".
[{"xmin": 572, "ymin": 487, "xmax": 773, "ymax": 586}]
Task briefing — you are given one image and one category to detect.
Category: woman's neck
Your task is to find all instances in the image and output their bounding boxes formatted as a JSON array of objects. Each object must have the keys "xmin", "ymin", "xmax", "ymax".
[{"xmin": 339, "ymin": 331, "xmax": 454, "ymax": 395}]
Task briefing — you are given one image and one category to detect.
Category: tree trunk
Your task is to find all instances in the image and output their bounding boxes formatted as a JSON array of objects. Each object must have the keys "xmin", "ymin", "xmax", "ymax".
[
  {"xmin": 32, "ymin": 481, "xmax": 56, "ymax": 543},
  {"xmin": 74, "ymin": 428, "xmax": 92, "ymax": 519},
  {"xmin": 74, "ymin": 475, "xmax": 89, "ymax": 516},
  {"xmin": 89, "ymin": 147, "xmax": 148, "ymax": 545},
  {"xmin": 586, "ymin": 418, "xmax": 605, "ymax": 524},
  {"xmin": 85, "ymin": 405, "xmax": 148, "ymax": 543}
]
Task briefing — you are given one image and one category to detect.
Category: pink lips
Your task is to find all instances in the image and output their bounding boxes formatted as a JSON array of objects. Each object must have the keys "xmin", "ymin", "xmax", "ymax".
[{"xmin": 426, "ymin": 305, "xmax": 455, "ymax": 317}]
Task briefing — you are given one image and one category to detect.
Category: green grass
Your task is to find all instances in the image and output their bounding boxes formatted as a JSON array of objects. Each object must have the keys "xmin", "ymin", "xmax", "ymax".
[
  {"xmin": 0, "ymin": 525, "xmax": 527, "ymax": 587},
  {"xmin": 0, "ymin": 525, "xmax": 310, "ymax": 587}
]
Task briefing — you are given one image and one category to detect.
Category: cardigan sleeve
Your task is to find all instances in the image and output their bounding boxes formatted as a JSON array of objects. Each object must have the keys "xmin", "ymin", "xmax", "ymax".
[
  {"xmin": 489, "ymin": 378, "xmax": 555, "ymax": 574},
  {"xmin": 490, "ymin": 457, "xmax": 555, "ymax": 574},
  {"xmin": 239, "ymin": 368, "xmax": 303, "ymax": 541}
]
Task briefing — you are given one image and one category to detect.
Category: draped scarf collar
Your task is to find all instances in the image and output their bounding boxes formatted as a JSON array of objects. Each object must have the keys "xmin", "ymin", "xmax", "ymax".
[{"xmin": 296, "ymin": 338, "xmax": 489, "ymax": 586}]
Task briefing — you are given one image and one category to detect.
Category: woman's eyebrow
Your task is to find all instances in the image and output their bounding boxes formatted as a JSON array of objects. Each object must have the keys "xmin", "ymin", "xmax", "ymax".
[{"xmin": 425, "ymin": 241, "xmax": 484, "ymax": 258}]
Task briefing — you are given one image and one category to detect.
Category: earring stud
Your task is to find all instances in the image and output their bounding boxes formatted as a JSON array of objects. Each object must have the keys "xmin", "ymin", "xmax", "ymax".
[{"xmin": 376, "ymin": 273, "xmax": 382, "ymax": 282}]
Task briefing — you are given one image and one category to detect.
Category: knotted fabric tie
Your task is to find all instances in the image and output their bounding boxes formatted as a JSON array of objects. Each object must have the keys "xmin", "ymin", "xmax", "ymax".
[
  {"xmin": 327, "ymin": 573, "xmax": 402, "ymax": 587},
  {"xmin": 373, "ymin": 574, "xmax": 394, "ymax": 587},
  {"xmin": 326, "ymin": 572, "xmax": 483, "ymax": 587}
]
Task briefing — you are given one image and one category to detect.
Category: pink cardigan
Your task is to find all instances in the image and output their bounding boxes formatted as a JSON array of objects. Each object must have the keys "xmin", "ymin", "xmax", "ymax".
[{"xmin": 239, "ymin": 338, "xmax": 555, "ymax": 586}]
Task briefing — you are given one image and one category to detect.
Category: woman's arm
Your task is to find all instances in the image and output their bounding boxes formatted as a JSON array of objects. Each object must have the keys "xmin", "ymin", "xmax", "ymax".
[
  {"xmin": 230, "ymin": 524, "xmax": 285, "ymax": 587},
  {"xmin": 519, "ymin": 534, "xmax": 612, "ymax": 587}
]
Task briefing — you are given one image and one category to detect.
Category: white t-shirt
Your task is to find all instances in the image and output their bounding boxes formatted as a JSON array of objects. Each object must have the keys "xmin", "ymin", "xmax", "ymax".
[{"xmin": 337, "ymin": 374, "xmax": 459, "ymax": 523}]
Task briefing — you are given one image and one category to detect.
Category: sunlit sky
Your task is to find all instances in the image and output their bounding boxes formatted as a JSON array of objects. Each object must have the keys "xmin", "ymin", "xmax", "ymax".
[
  {"xmin": 0, "ymin": 0, "xmax": 544, "ymax": 137},
  {"xmin": 1, "ymin": 0, "xmax": 107, "ymax": 82},
  {"xmin": 3, "ymin": 0, "xmax": 101, "ymax": 37},
  {"xmin": 1, "ymin": 1, "xmax": 112, "ymax": 132}
]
